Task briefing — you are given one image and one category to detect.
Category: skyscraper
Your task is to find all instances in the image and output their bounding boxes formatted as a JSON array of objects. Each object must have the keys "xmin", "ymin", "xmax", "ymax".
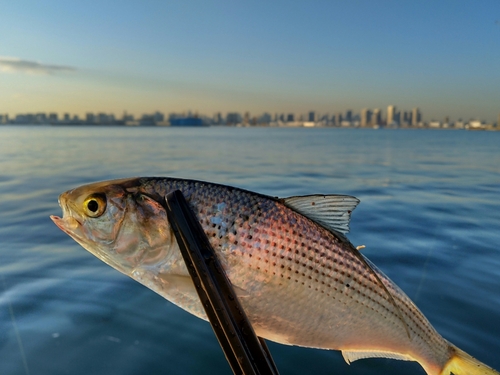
[
  {"xmin": 401, "ymin": 111, "xmax": 408, "ymax": 125},
  {"xmin": 335, "ymin": 112, "xmax": 343, "ymax": 126},
  {"xmin": 345, "ymin": 110, "xmax": 352, "ymax": 122},
  {"xmin": 243, "ymin": 112, "xmax": 250, "ymax": 125},
  {"xmin": 372, "ymin": 109, "xmax": 381, "ymax": 126},
  {"xmin": 360, "ymin": 108, "xmax": 372, "ymax": 127},
  {"xmin": 412, "ymin": 108, "xmax": 421, "ymax": 126},
  {"xmin": 387, "ymin": 105, "xmax": 396, "ymax": 125},
  {"xmin": 213, "ymin": 112, "xmax": 222, "ymax": 124},
  {"xmin": 226, "ymin": 112, "xmax": 241, "ymax": 125},
  {"xmin": 308, "ymin": 111, "xmax": 316, "ymax": 122}
]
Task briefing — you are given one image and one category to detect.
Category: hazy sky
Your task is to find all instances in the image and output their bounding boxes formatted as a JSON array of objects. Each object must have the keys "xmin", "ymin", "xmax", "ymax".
[{"xmin": 1, "ymin": 1, "xmax": 499, "ymax": 121}]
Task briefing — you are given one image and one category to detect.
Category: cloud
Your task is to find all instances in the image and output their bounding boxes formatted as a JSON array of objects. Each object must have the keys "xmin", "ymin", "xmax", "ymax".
[{"xmin": 0, "ymin": 56, "xmax": 76, "ymax": 75}]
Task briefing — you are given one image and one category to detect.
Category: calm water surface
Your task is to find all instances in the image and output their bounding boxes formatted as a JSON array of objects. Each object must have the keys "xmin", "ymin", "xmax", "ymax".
[{"xmin": 0, "ymin": 126, "xmax": 499, "ymax": 375}]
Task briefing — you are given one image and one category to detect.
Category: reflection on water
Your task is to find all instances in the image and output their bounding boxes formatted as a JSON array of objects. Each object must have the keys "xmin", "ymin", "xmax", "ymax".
[{"xmin": 0, "ymin": 126, "xmax": 499, "ymax": 375}]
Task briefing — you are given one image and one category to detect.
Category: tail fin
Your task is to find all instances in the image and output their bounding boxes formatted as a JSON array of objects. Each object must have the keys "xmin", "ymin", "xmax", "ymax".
[{"xmin": 440, "ymin": 345, "xmax": 499, "ymax": 375}]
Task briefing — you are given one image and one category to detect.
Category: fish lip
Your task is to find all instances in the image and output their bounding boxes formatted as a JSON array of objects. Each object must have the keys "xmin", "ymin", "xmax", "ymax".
[
  {"xmin": 50, "ymin": 215, "xmax": 65, "ymax": 231},
  {"xmin": 50, "ymin": 215, "xmax": 83, "ymax": 238}
]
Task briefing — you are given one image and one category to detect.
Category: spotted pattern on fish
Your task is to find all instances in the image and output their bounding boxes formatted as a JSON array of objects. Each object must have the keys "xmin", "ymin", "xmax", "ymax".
[{"xmin": 126, "ymin": 177, "xmax": 450, "ymax": 366}]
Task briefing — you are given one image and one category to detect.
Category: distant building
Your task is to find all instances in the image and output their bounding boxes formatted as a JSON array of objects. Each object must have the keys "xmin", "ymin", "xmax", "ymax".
[
  {"xmin": 429, "ymin": 121, "xmax": 441, "ymax": 128},
  {"xmin": 400, "ymin": 111, "xmax": 409, "ymax": 126},
  {"xmin": 213, "ymin": 112, "xmax": 223, "ymax": 125},
  {"xmin": 122, "ymin": 111, "xmax": 134, "ymax": 122},
  {"xmin": 360, "ymin": 108, "xmax": 372, "ymax": 127},
  {"xmin": 372, "ymin": 109, "xmax": 381, "ymax": 126},
  {"xmin": 335, "ymin": 112, "xmax": 343, "ymax": 126},
  {"xmin": 86, "ymin": 113, "xmax": 96, "ymax": 124},
  {"xmin": 345, "ymin": 110, "xmax": 352, "ymax": 122},
  {"xmin": 468, "ymin": 120, "xmax": 484, "ymax": 129},
  {"xmin": 313, "ymin": 113, "xmax": 327, "ymax": 126},
  {"xmin": 308, "ymin": 111, "xmax": 316, "ymax": 122},
  {"xmin": 287, "ymin": 113, "xmax": 295, "ymax": 122},
  {"xmin": 259, "ymin": 112, "xmax": 272, "ymax": 124},
  {"xmin": 170, "ymin": 117, "xmax": 204, "ymax": 126},
  {"xmin": 153, "ymin": 111, "xmax": 164, "ymax": 123},
  {"xmin": 36, "ymin": 113, "xmax": 47, "ymax": 123},
  {"xmin": 387, "ymin": 105, "xmax": 396, "ymax": 125},
  {"xmin": 15, "ymin": 114, "xmax": 26, "ymax": 124},
  {"xmin": 443, "ymin": 116, "xmax": 450, "ymax": 128},
  {"xmin": 411, "ymin": 108, "xmax": 421, "ymax": 126},
  {"xmin": 226, "ymin": 112, "xmax": 241, "ymax": 125},
  {"xmin": 49, "ymin": 113, "xmax": 58, "ymax": 123},
  {"xmin": 396, "ymin": 111, "xmax": 402, "ymax": 125},
  {"xmin": 340, "ymin": 120, "xmax": 351, "ymax": 127},
  {"xmin": 140, "ymin": 114, "xmax": 157, "ymax": 126},
  {"xmin": 243, "ymin": 112, "xmax": 250, "ymax": 125},
  {"xmin": 98, "ymin": 113, "xmax": 109, "ymax": 124}
]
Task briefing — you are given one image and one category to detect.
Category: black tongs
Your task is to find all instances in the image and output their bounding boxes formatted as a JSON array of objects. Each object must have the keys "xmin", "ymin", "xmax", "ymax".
[{"xmin": 164, "ymin": 190, "xmax": 280, "ymax": 375}]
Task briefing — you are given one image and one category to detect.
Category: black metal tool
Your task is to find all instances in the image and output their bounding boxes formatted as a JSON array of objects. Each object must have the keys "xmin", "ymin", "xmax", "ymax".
[{"xmin": 164, "ymin": 190, "xmax": 279, "ymax": 375}]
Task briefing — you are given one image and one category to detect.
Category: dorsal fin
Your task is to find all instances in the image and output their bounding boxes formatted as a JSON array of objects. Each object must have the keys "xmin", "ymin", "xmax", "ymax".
[{"xmin": 283, "ymin": 194, "xmax": 359, "ymax": 235}]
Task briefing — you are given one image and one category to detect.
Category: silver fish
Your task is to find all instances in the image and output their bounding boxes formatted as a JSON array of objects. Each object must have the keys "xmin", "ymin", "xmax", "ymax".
[{"xmin": 51, "ymin": 177, "xmax": 498, "ymax": 375}]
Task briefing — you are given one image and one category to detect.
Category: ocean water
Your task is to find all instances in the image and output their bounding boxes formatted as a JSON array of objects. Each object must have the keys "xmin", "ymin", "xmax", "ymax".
[{"xmin": 0, "ymin": 126, "xmax": 499, "ymax": 375}]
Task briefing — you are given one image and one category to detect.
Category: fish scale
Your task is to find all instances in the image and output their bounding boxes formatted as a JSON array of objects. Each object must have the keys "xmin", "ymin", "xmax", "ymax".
[
  {"xmin": 51, "ymin": 177, "xmax": 500, "ymax": 375},
  {"xmin": 139, "ymin": 178, "xmax": 449, "ymax": 363}
]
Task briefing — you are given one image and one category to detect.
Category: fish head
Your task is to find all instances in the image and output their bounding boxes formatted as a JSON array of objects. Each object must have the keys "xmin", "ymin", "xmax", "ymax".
[{"xmin": 51, "ymin": 178, "xmax": 176, "ymax": 277}]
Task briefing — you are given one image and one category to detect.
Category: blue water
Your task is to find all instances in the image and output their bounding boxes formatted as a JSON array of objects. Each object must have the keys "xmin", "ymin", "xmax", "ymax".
[{"xmin": 0, "ymin": 126, "xmax": 499, "ymax": 375}]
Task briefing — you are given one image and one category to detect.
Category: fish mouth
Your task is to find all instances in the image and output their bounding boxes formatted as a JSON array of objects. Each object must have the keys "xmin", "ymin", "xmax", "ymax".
[
  {"xmin": 50, "ymin": 215, "xmax": 83, "ymax": 239},
  {"xmin": 51, "ymin": 191, "xmax": 82, "ymax": 236}
]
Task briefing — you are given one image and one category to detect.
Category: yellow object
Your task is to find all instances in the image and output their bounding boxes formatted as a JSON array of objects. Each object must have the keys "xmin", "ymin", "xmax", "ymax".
[{"xmin": 440, "ymin": 345, "xmax": 499, "ymax": 375}]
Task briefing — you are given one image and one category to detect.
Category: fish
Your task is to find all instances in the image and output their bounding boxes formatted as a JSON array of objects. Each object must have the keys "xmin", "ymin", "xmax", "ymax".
[{"xmin": 50, "ymin": 177, "xmax": 499, "ymax": 375}]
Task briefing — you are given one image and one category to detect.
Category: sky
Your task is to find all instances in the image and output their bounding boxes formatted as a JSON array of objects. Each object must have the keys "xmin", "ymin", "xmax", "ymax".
[{"xmin": 1, "ymin": 0, "xmax": 499, "ymax": 122}]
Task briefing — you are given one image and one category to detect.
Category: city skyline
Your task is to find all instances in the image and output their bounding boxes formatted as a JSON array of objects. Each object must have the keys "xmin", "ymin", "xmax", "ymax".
[
  {"xmin": 2, "ymin": 104, "xmax": 496, "ymax": 125},
  {"xmin": 3, "ymin": 105, "xmax": 497, "ymax": 130},
  {"xmin": 2, "ymin": 1, "xmax": 500, "ymax": 122}
]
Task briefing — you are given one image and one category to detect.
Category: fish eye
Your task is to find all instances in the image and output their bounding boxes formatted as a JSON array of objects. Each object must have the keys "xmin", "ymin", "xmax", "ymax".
[{"xmin": 83, "ymin": 193, "xmax": 107, "ymax": 218}]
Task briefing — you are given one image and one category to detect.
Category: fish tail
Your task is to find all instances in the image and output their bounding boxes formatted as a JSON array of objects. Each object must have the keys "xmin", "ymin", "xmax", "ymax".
[{"xmin": 440, "ymin": 344, "xmax": 499, "ymax": 375}]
